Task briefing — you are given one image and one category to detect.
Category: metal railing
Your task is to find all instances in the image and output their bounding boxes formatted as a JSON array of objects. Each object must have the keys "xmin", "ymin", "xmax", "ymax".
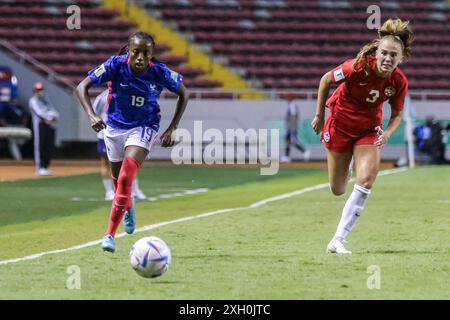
[
  {"xmin": 0, "ymin": 40, "xmax": 76, "ymax": 91},
  {"xmin": 1, "ymin": 40, "xmax": 449, "ymax": 101},
  {"xmin": 161, "ymin": 88, "xmax": 450, "ymax": 100}
]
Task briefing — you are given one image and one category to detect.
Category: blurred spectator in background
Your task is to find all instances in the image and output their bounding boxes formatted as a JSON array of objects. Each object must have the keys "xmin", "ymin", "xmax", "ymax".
[
  {"xmin": 413, "ymin": 116, "xmax": 448, "ymax": 164},
  {"xmin": 29, "ymin": 81, "xmax": 59, "ymax": 176},
  {"xmin": 428, "ymin": 119, "xmax": 448, "ymax": 164},
  {"xmin": 413, "ymin": 117, "xmax": 432, "ymax": 157},
  {"xmin": 0, "ymin": 66, "xmax": 18, "ymax": 115},
  {"xmin": 0, "ymin": 66, "xmax": 29, "ymax": 160},
  {"xmin": 281, "ymin": 94, "xmax": 310, "ymax": 163}
]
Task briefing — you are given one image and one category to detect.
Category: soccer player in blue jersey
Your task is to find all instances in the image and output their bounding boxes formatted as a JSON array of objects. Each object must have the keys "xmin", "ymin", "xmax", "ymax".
[
  {"xmin": 93, "ymin": 88, "xmax": 148, "ymax": 201},
  {"xmin": 76, "ymin": 32, "xmax": 189, "ymax": 252}
]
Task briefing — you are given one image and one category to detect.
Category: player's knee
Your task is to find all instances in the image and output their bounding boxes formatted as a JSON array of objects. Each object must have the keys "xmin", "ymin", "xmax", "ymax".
[
  {"xmin": 329, "ymin": 184, "xmax": 346, "ymax": 196},
  {"xmin": 360, "ymin": 182, "xmax": 373, "ymax": 189},
  {"xmin": 357, "ymin": 176, "xmax": 375, "ymax": 189}
]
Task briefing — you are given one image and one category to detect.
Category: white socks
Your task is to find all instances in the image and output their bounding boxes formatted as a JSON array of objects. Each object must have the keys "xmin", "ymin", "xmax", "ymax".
[
  {"xmin": 334, "ymin": 184, "xmax": 371, "ymax": 240},
  {"xmin": 102, "ymin": 179, "xmax": 114, "ymax": 193}
]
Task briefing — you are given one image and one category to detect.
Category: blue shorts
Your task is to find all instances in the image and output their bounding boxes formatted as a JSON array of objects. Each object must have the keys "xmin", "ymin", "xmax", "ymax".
[{"xmin": 97, "ymin": 139, "xmax": 107, "ymax": 154}]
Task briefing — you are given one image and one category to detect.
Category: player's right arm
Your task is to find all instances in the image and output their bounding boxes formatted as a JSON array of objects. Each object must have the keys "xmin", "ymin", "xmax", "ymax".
[
  {"xmin": 311, "ymin": 59, "xmax": 356, "ymax": 134},
  {"xmin": 75, "ymin": 76, "xmax": 106, "ymax": 133},
  {"xmin": 311, "ymin": 70, "xmax": 332, "ymax": 134},
  {"xmin": 76, "ymin": 56, "xmax": 120, "ymax": 132}
]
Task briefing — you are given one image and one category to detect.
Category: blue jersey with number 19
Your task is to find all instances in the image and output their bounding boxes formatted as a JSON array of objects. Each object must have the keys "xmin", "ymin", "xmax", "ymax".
[{"xmin": 88, "ymin": 55, "xmax": 183, "ymax": 131}]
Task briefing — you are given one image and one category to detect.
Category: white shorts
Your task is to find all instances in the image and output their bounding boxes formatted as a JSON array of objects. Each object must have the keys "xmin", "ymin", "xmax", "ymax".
[{"xmin": 104, "ymin": 125, "xmax": 159, "ymax": 162}]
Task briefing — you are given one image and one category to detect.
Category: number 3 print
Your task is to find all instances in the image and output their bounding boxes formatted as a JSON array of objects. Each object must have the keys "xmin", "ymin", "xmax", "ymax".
[{"xmin": 366, "ymin": 90, "xmax": 379, "ymax": 103}]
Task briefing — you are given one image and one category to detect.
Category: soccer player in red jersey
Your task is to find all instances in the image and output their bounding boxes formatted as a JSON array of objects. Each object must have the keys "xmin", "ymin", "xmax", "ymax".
[{"xmin": 311, "ymin": 19, "xmax": 414, "ymax": 254}]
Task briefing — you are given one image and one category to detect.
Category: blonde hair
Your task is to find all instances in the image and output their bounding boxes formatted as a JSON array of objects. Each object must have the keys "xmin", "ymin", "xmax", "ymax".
[{"xmin": 353, "ymin": 19, "xmax": 414, "ymax": 68}]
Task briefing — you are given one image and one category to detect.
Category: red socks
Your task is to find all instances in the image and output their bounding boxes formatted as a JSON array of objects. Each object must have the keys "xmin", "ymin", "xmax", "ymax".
[{"xmin": 105, "ymin": 157, "xmax": 139, "ymax": 237}]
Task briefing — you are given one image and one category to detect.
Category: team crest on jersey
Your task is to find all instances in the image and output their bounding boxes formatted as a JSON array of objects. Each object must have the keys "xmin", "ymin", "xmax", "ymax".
[
  {"xmin": 323, "ymin": 132, "xmax": 330, "ymax": 143},
  {"xmin": 384, "ymin": 86, "xmax": 396, "ymax": 97},
  {"xmin": 149, "ymin": 83, "xmax": 156, "ymax": 91}
]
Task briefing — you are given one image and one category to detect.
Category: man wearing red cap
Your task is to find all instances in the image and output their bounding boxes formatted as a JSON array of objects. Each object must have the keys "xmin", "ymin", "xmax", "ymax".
[
  {"xmin": 33, "ymin": 81, "xmax": 43, "ymax": 91},
  {"xmin": 28, "ymin": 81, "xmax": 59, "ymax": 176}
]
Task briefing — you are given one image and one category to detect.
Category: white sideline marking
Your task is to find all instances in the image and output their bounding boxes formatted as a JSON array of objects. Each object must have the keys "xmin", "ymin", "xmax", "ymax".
[
  {"xmin": 0, "ymin": 167, "xmax": 408, "ymax": 266},
  {"xmin": 70, "ymin": 188, "xmax": 209, "ymax": 202}
]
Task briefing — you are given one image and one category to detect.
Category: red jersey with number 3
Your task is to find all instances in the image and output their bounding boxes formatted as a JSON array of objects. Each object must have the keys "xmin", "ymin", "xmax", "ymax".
[{"xmin": 326, "ymin": 56, "xmax": 408, "ymax": 133}]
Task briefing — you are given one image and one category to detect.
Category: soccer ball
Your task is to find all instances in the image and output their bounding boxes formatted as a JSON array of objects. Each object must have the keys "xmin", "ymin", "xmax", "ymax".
[{"xmin": 129, "ymin": 236, "xmax": 171, "ymax": 278}]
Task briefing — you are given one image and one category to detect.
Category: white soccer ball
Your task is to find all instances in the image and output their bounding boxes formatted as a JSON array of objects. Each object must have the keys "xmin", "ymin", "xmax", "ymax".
[{"xmin": 129, "ymin": 236, "xmax": 171, "ymax": 278}]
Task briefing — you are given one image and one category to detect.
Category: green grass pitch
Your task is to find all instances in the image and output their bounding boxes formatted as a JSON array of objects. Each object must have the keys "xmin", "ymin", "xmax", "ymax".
[{"xmin": 0, "ymin": 164, "xmax": 449, "ymax": 299}]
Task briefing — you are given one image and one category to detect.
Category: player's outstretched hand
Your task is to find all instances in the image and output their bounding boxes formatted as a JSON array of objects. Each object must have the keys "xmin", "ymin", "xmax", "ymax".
[
  {"xmin": 89, "ymin": 114, "xmax": 106, "ymax": 133},
  {"xmin": 311, "ymin": 115, "xmax": 324, "ymax": 135},
  {"xmin": 374, "ymin": 129, "xmax": 390, "ymax": 149},
  {"xmin": 160, "ymin": 126, "xmax": 176, "ymax": 148}
]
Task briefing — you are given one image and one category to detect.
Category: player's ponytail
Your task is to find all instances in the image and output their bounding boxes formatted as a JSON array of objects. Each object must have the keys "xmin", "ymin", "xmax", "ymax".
[
  {"xmin": 353, "ymin": 18, "xmax": 414, "ymax": 69},
  {"xmin": 378, "ymin": 18, "xmax": 414, "ymax": 58},
  {"xmin": 353, "ymin": 39, "xmax": 379, "ymax": 69},
  {"xmin": 117, "ymin": 45, "xmax": 128, "ymax": 56}
]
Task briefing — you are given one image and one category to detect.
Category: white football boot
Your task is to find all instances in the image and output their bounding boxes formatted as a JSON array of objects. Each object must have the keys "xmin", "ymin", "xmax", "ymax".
[
  {"xmin": 37, "ymin": 168, "xmax": 53, "ymax": 176},
  {"xmin": 280, "ymin": 156, "xmax": 291, "ymax": 163},
  {"xmin": 132, "ymin": 188, "xmax": 147, "ymax": 200},
  {"xmin": 105, "ymin": 190, "xmax": 115, "ymax": 201},
  {"xmin": 326, "ymin": 238, "xmax": 352, "ymax": 255},
  {"xmin": 303, "ymin": 149, "xmax": 311, "ymax": 162}
]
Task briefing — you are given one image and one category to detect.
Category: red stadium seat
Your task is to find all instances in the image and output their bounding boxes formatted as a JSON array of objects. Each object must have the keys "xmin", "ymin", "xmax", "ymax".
[
  {"xmin": 2, "ymin": 0, "xmax": 449, "ymax": 91},
  {"xmin": 0, "ymin": 0, "xmax": 222, "ymax": 90},
  {"xmin": 147, "ymin": 0, "xmax": 450, "ymax": 90}
]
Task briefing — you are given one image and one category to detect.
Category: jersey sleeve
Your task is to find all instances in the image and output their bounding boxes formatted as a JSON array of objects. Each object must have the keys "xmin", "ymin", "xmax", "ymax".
[
  {"xmin": 389, "ymin": 75, "xmax": 408, "ymax": 112},
  {"xmin": 156, "ymin": 64, "xmax": 183, "ymax": 92},
  {"xmin": 330, "ymin": 59, "xmax": 356, "ymax": 84},
  {"xmin": 88, "ymin": 56, "xmax": 120, "ymax": 86}
]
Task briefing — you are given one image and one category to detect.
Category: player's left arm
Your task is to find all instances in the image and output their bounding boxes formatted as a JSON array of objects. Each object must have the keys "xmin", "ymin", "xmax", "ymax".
[
  {"xmin": 160, "ymin": 84, "xmax": 189, "ymax": 147},
  {"xmin": 374, "ymin": 77, "xmax": 407, "ymax": 148},
  {"xmin": 374, "ymin": 108, "xmax": 403, "ymax": 148}
]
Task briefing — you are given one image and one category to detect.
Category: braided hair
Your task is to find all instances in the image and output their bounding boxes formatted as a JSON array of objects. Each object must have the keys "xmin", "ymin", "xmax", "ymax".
[
  {"xmin": 117, "ymin": 31, "xmax": 156, "ymax": 56},
  {"xmin": 128, "ymin": 31, "xmax": 155, "ymax": 48}
]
